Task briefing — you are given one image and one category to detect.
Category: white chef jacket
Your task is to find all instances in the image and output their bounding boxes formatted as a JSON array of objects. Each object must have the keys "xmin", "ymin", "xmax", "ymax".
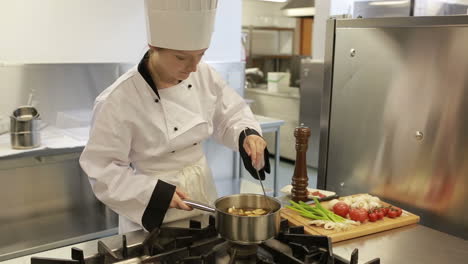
[{"xmin": 79, "ymin": 55, "xmax": 261, "ymax": 234}]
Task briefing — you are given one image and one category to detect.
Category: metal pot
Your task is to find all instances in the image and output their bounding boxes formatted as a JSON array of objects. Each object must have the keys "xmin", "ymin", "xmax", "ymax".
[
  {"xmin": 10, "ymin": 106, "xmax": 41, "ymax": 149},
  {"xmin": 184, "ymin": 193, "xmax": 281, "ymax": 245}
]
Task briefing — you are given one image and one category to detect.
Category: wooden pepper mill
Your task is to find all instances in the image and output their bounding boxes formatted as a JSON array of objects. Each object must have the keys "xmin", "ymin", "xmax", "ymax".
[{"xmin": 291, "ymin": 124, "xmax": 311, "ymax": 202}]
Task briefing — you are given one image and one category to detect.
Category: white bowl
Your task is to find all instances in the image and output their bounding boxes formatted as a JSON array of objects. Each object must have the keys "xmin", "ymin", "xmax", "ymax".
[{"xmin": 280, "ymin": 185, "xmax": 336, "ymax": 199}]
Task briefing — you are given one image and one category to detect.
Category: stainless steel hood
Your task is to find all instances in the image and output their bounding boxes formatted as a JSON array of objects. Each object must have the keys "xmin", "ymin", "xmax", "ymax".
[{"xmin": 281, "ymin": 0, "xmax": 315, "ymax": 17}]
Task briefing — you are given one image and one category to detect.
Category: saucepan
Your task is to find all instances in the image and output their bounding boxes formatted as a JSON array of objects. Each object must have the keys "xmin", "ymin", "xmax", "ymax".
[
  {"xmin": 184, "ymin": 193, "xmax": 281, "ymax": 245},
  {"xmin": 10, "ymin": 106, "xmax": 41, "ymax": 149}
]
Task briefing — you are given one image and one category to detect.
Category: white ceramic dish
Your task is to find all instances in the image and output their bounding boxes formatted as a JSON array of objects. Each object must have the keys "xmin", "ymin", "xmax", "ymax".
[{"xmin": 280, "ymin": 185, "xmax": 336, "ymax": 199}]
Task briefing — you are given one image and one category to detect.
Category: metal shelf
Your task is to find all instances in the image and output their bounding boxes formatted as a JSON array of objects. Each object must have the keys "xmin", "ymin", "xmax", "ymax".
[
  {"xmin": 242, "ymin": 26, "xmax": 295, "ymax": 31},
  {"xmin": 243, "ymin": 25, "xmax": 296, "ymax": 71}
]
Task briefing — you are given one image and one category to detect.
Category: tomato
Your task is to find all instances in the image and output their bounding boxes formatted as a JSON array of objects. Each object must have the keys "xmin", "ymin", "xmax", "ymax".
[
  {"xmin": 375, "ymin": 209, "xmax": 384, "ymax": 220},
  {"xmin": 394, "ymin": 207, "xmax": 403, "ymax": 217},
  {"xmin": 333, "ymin": 202, "xmax": 350, "ymax": 217},
  {"xmin": 368, "ymin": 211, "xmax": 378, "ymax": 222},
  {"xmin": 387, "ymin": 209, "xmax": 398, "ymax": 218},
  {"xmin": 349, "ymin": 208, "xmax": 368, "ymax": 223},
  {"xmin": 382, "ymin": 207, "xmax": 389, "ymax": 216}
]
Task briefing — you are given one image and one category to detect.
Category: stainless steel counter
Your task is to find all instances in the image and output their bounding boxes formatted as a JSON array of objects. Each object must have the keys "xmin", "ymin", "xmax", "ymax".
[{"xmin": 333, "ymin": 224, "xmax": 468, "ymax": 263}]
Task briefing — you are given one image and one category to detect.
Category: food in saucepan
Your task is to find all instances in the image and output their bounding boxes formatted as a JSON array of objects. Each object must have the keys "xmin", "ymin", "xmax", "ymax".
[{"xmin": 227, "ymin": 206, "xmax": 268, "ymax": 216}]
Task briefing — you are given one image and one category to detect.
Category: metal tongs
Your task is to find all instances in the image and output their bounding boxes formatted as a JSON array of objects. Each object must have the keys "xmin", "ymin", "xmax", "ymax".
[
  {"xmin": 255, "ymin": 156, "xmax": 272, "ymax": 212},
  {"xmin": 255, "ymin": 161, "xmax": 267, "ymax": 197},
  {"xmin": 243, "ymin": 129, "xmax": 271, "ymax": 210}
]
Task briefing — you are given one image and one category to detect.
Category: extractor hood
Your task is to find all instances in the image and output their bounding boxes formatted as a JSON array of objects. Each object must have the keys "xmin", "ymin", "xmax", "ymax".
[{"xmin": 281, "ymin": 0, "xmax": 315, "ymax": 17}]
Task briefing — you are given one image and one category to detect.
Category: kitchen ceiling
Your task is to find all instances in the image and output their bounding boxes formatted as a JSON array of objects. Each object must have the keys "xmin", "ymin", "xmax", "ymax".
[{"xmin": 281, "ymin": 0, "xmax": 315, "ymax": 17}]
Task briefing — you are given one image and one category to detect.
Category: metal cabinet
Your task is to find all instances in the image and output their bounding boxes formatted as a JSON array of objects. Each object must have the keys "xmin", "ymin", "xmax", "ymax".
[{"xmin": 0, "ymin": 149, "xmax": 118, "ymax": 261}]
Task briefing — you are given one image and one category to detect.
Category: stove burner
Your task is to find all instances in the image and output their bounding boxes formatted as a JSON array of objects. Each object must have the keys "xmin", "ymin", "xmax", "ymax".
[
  {"xmin": 30, "ymin": 216, "xmax": 380, "ymax": 264},
  {"xmin": 228, "ymin": 243, "xmax": 258, "ymax": 259}
]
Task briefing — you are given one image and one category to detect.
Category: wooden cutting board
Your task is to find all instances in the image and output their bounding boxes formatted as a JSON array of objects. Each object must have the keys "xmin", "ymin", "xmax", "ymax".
[{"xmin": 280, "ymin": 194, "xmax": 420, "ymax": 243}]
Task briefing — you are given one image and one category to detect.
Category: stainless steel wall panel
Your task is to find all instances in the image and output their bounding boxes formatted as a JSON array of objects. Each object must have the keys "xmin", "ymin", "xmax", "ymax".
[{"xmin": 322, "ymin": 16, "xmax": 468, "ymax": 239}]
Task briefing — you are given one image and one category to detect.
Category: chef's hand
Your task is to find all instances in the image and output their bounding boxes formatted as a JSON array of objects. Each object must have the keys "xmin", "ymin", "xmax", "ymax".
[
  {"xmin": 243, "ymin": 135, "xmax": 267, "ymax": 170},
  {"xmin": 170, "ymin": 187, "xmax": 193, "ymax": 211},
  {"xmin": 241, "ymin": 135, "xmax": 271, "ymax": 180}
]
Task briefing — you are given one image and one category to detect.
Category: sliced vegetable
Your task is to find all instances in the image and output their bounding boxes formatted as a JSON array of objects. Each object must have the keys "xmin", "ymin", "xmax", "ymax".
[{"xmin": 287, "ymin": 198, "xmax": 347, "ymax": 223}]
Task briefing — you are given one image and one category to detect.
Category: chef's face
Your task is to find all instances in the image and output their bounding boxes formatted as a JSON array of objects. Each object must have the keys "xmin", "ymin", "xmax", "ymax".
[{"xmin": 151, "ymin": 47, "xmax": 207, "ymax": 81}]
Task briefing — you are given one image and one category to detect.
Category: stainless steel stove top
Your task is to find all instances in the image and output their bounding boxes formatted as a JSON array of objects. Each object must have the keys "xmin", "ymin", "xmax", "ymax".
[{"xmin": 27, "ymin": 214, "xmax": 379, "ymax": 264}]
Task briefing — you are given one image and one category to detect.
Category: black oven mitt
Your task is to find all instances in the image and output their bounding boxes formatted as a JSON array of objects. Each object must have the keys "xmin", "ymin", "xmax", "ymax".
[{"xmin": 239, "ymin": 128, "xmax": 271, "ymax": 180}]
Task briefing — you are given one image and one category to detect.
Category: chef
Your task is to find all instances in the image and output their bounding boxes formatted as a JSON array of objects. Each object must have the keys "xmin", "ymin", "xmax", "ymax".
[{"xmin": 79, "ymin": 0, "xmax": 270, "ymax": 234}]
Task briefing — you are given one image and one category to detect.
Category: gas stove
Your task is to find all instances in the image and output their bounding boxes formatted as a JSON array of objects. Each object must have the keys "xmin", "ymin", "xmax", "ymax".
[{"xmin": 30, "ymin": 216, "xmax": 380, "ymax": 264}]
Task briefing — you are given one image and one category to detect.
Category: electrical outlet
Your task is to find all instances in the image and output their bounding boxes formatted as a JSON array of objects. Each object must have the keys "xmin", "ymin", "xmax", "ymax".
[{"xmin": 0, "ymin": 115, "xmax": 9, "ymax": 134}]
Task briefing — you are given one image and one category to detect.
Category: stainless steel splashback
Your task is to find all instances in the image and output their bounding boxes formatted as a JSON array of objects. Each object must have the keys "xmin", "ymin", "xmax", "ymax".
[
  {"xmin": 319, "ymin": 16, "xmax": 468, "ymax": 239},
  {"xmin": 299, "ymin": 58, "xmax": 323, "ymax": 168}
]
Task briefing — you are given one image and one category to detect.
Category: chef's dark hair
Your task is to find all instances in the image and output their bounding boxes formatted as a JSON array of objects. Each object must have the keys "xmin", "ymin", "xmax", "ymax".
[{"xmin": 149, "ymin": 46, "xmax": 165, "ymax": 52}]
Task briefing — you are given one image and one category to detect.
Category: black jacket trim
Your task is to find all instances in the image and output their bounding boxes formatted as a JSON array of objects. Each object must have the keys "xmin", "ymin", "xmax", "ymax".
[
  {"xmin": 239, "ymin": 128, "xmax": 271, "ymax": 180},
  {"xmin": 141, "ymin": 180, "xmax": 176, "ymax": 232},
  {"xmin": 138, "ymin": 50, "xmax": 160, "ymax": 99}
]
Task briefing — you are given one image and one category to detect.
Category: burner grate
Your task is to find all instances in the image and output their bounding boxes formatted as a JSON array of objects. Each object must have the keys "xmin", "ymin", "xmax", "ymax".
[{"xmin": 30, "ymin": 217, "xmax": 379, "ymax": 264}]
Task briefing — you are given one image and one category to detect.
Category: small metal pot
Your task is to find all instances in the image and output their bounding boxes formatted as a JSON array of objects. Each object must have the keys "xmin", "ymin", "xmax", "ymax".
[
  {"xmin": 10, "ymin": 106, "xmax": 41, "ymax": 149},
  {"xmin": 184, "ymin": 193, "xmax": 281, "ymax": 245}
]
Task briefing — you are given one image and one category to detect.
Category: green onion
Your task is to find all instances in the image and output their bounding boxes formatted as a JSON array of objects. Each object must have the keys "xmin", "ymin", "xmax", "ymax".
[{"xmin": 286, "ymin": 197, "xmax": 346, "ymax": 223}]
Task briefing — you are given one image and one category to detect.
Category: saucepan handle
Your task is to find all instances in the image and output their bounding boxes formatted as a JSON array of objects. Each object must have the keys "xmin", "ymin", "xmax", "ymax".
[{"xmin": 183, "ymin": 199, "xmax": 216, "ymax": 213}]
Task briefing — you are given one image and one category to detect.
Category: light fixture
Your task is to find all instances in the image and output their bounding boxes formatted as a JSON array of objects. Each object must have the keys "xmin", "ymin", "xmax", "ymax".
[
  {"xmin": 260, "ymin": 0, "xmax": 288, "ymax": 3},
  {"xmin": 369, "ymin": 0, "xmax": 409, "ymax": 6}
]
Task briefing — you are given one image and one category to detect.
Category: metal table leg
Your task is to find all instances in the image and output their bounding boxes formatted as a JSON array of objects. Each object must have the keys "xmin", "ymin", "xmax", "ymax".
[{"xmin": 274, "ymin": 128, "xmax": 280, "ymax": 196}]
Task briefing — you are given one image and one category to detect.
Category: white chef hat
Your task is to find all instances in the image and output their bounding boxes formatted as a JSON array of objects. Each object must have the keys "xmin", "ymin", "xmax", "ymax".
[{"xmin": 144, "ymin": 0, "xmax": 218, "ymax": 51}]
